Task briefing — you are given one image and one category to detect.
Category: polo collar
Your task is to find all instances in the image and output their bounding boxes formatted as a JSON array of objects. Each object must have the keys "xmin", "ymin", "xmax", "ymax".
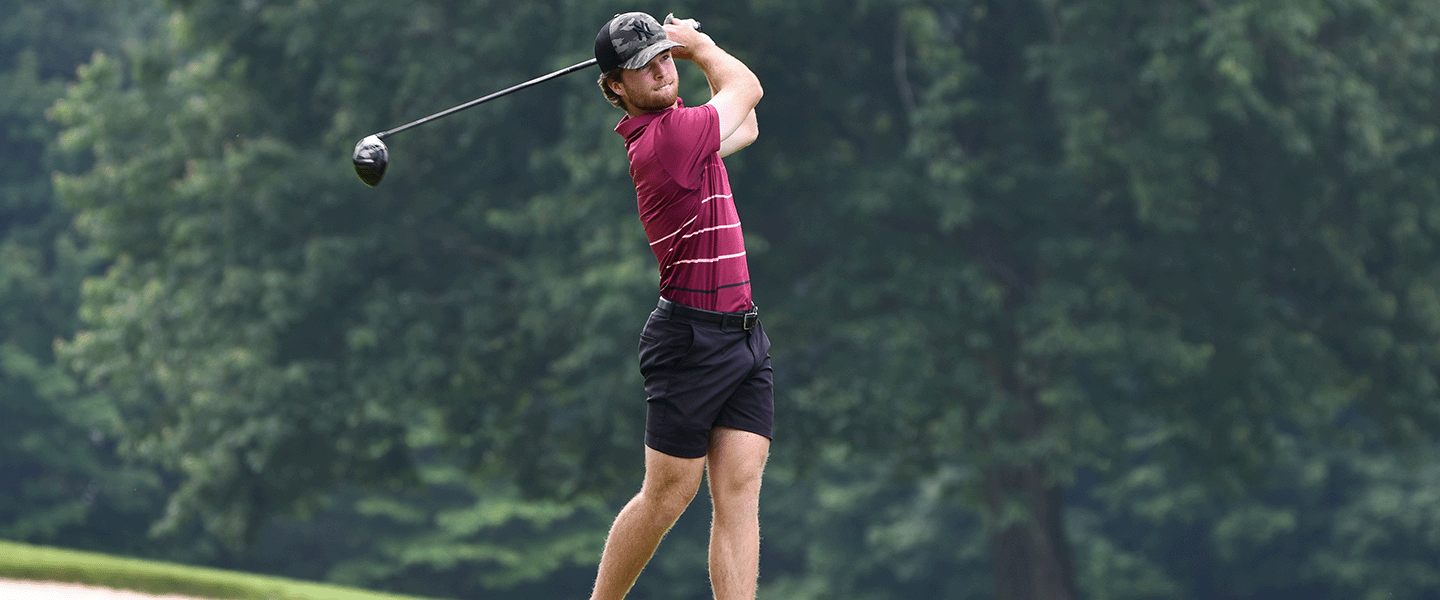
[{"xmin": 615, "ymin": 97, "xmax": 688, "ymax": 139}]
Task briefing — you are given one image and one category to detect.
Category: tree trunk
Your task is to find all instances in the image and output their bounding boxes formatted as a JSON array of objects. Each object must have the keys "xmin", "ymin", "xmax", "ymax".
[
  {"xmin": 985, "ymin": 464, "xmax": 1077, "ymax": 600},
  {"xmin": 966, "ymin": 222, "xmax": 1076, "ymax": 599},
  {"xmin": 981, "ymin": 375, "xmax": 1076, "ymax": 600}
]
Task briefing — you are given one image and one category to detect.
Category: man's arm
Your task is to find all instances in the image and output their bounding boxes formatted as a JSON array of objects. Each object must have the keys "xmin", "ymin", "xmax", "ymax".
[
  {"xmin": 719, "ymin": 109, "xmax": 757, "ymax": 158},
  {"xmin": 696, "ymin": 45, "xmax": 758, "ymax": 157},
  {"xmin": 664, "ymin": 20, "xmax": 762, "ymax": 147}
]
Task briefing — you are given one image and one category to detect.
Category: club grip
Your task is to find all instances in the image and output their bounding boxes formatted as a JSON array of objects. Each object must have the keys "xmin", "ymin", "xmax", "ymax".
[{"xmin": 663, "ymin": 13, "xmax": 702, "ymax": 32}]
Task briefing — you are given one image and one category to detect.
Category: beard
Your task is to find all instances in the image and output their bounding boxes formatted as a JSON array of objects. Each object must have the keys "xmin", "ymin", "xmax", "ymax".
[{"xmin": 628, "ymin": 81, "xmax": 679, "ymax": 113}]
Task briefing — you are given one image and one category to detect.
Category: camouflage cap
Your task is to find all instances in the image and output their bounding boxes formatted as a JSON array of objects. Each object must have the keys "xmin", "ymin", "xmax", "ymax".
[{"xmin": 594, "ymin": 12, "xmax": 684, "ymax": 72}]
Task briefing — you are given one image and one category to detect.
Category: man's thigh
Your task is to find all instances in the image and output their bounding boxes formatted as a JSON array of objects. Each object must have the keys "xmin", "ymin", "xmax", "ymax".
[{"xmin": 705, "ymin": 426, "xmax": 770, "ymax": 497}]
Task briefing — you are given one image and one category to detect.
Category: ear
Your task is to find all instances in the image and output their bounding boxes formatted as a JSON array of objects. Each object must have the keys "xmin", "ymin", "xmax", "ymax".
[{"xmin": 607, "ymin": 76, "xmax": 628, "ymax": 100}]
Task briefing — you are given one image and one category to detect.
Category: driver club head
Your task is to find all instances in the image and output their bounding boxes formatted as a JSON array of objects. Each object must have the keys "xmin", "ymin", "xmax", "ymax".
[{"xmin": 353, "ymin": 135, "xmax": 389, "ymax": 186}]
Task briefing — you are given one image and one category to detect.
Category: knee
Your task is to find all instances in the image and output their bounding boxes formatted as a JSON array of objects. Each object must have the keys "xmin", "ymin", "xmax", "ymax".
[
  {"xmin": 710, "ymin": 469, "xmax": 764, "ymax": 504},
  {"xmin": 639, "ymin": 475, "xmax": 701, "ymax": 517}
]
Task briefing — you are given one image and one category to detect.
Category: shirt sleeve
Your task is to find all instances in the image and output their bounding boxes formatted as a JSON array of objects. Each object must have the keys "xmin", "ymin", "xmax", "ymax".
[{"xmin": 654, "ymin": 103, "xmax": 721, "ymax": 190}]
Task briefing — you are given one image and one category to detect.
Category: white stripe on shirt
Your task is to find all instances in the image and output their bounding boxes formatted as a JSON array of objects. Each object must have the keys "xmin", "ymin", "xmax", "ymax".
[
  {"xmin": 647, "ymin": 193, "xmax": 735, "ymax": 247},
  {"xmin": 665, "ymin": 251, "xmax": 748, "ymax": 270},
  {"xmin": 649, "ymin": 215, "xmax": 699, "ymax": 247},
  {"xmin": 680, "ymin": 222, "xmax": 741, "ymax": 240}
]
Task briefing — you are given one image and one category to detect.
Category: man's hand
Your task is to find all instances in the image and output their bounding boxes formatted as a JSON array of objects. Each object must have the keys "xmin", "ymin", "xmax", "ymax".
[{"xmin": 663, "ymin": 15, "xmax": 713, "ymax": 62}]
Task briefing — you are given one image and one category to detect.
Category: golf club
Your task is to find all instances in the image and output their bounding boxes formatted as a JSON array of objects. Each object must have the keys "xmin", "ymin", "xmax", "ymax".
[
  {"xmin": 352, "ymin": 14, "xmax": 700, "ymax": 187},
  {"xmin": 352, "ymin": 58, "xmax": 596, "ymax": 187}
]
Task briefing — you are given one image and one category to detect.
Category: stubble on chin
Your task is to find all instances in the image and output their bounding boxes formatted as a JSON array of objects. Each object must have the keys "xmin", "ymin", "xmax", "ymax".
[
  {"xmin": 648, "ymin": 97, "xmax": 679, "ymax": 112},
  {"xmin": 638, "ymin": 97, "xmax": 677, "ymax": 112},
  {"xmin": 631, "ymin": 83, "xmax": 679, "ymax": 113}
]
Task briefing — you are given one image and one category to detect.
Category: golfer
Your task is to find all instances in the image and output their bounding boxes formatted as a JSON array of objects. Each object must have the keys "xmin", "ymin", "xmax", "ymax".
[{"xmin": 589, "ymin": 12, "xmax": 771, "ymax": 600}]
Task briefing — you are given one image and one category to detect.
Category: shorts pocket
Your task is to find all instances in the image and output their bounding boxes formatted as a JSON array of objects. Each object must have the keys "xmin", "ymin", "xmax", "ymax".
[{"xmin": 638, "ymin": 315, "xmax": 695, "ymax": 378}]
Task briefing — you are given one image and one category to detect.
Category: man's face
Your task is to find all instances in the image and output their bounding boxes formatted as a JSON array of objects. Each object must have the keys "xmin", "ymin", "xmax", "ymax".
[{"xmin": 613, "ymin": 50, "xmax": 679, "ymax": 114}]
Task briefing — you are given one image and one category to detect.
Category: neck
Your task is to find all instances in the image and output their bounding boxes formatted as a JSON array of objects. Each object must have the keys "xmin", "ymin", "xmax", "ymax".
[{"xmin": 625, "ymin": 99, "xmax": 679, "ymax": 118}]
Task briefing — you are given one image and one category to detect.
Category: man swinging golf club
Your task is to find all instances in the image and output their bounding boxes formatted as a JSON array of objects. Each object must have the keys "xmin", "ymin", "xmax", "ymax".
[{"xmin": 589, "ymin": 11, "xmax": 770, "ymax": 600}]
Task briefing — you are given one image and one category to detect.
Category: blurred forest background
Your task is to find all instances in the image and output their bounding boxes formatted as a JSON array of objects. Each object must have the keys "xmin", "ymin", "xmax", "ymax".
[{"xmin": 5, "ymin": 0, "xmax": 1440, "ymax": 599}]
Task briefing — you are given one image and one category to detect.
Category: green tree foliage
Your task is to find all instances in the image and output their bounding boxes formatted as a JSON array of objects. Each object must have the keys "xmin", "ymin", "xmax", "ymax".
[
  {"xmin": 53, "ymin": 1, "xmax": 662, "ymax": 593},
  {"xmin": 41, "ymin": 0, "xmax": 1440, "ymax": 598},
  {"xmin": 753, "ymin": 1, "xmax": 1440, "ymax": 598},
  {"xmin": 0, "ymin": 0, "xmax": 184, "ymax": 557},
  {"xmin": 1072, "ymin": 434, "xmax": 1440, "ymax": 600}
]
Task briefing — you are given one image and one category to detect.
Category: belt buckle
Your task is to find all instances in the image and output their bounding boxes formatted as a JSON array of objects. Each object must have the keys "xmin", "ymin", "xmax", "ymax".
[{"xmin": 742, "ymin": 310, "xmax": 758, "ymax": 330}]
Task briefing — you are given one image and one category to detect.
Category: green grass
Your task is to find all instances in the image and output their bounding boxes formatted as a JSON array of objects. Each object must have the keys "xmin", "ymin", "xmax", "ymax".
[{"xmin": 0, "ymin": 540, "xmax": 449, "ymax": 600}]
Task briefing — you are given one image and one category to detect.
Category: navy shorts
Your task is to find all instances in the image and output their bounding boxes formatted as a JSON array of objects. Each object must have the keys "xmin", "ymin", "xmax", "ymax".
[{"xmin": 638, "ymin": 303, "xmax": 774, "ymax": 459}]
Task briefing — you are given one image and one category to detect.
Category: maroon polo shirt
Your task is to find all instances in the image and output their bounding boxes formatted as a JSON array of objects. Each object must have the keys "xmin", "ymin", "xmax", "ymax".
[{"xmin": 616, "ymin": 99, "xmax": 753, "ymax": 313}]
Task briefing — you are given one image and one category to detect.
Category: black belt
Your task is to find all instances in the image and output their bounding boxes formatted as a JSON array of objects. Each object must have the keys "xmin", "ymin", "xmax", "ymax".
[{"xmin": 657, "ymin": 297, "xmax": 759, "ymax": 330}]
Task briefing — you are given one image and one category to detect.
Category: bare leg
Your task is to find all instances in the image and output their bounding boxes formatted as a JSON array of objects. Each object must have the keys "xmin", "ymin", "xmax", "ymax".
[
  {"xmin": 705, "ymin": 427, "xmax": 770, "ymax": 600},
  {"xmin": 590, "ymin": 446, "xmax": 706, "ymax": 600}
]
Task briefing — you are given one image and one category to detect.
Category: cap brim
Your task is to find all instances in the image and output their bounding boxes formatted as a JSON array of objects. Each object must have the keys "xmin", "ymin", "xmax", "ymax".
[{"xmin": 620, "ymin": 40, "xmax": 684, "ymax": 70}]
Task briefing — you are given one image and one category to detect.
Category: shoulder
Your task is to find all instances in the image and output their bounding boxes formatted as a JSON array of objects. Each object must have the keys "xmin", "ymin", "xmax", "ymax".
[{"xmin": 654, "ymin": 102, "xmax": 718, "ymax": 134}]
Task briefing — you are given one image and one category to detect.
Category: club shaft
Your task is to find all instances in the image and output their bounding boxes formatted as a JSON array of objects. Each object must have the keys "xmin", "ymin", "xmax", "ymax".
[{"xmin": 376, "ymin": 58, "xmax": 598, "ymax": 139}]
